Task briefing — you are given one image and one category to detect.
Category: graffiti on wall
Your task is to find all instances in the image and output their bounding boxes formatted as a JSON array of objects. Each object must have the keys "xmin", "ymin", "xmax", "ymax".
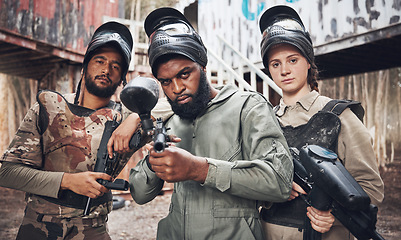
[
  {"xmin": 241, "ymin": 0, "xmax": 265, "ymax": 21},
  {"xmin": 199, "ymin": 0, "xmax": 401, "ymax": 65},
  {"xmin": 241, "ymin": 0, "xmax": 301, "ymax": 21}
]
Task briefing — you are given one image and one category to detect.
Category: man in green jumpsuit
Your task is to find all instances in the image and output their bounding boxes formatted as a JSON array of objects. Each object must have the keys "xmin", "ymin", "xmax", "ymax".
[{"xmin": 129, "ymin": 7, "xmax": 294, "ymax": 240}]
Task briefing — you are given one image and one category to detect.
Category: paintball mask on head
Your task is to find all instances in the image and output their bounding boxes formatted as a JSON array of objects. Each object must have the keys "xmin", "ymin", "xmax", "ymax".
[
  {"xmin": 83, "ymin": 21, "xmax": 133, "ymax": 84},
  {"xmin": 259, "ymin": 5, "xmax": 314, "ymax": 70},
  {"xmin": 75, "ymin": 21, "xmax": 133, "ymax": 104},
  {"xmin": 144, "ymin": 7, "xmax": 208, "ymax": 77}
]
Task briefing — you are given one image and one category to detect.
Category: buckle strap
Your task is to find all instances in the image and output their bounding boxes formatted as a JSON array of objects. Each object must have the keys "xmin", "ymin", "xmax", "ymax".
[
  {"xmin": 38, "ymin": 190, "xmax": 112, "ymax": 209},
  {"xmin": 30, "ymin": 208, "xmax": 107, "ymax": 227}
]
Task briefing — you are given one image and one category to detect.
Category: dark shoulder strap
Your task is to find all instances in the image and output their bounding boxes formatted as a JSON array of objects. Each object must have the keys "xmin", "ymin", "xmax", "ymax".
[{"xmin": 322, "ymin": 99, "xmax": 365, "ymax": 122}]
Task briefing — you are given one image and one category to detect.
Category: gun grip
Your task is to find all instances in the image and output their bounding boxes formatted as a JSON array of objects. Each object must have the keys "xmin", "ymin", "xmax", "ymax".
[
  {"xmin": 103, "ymin": 178, "xmax": 129, "ymax": 191},
  {"xmin": 309, "ymin": 187, "xmax": 332, "ymax": 211}
]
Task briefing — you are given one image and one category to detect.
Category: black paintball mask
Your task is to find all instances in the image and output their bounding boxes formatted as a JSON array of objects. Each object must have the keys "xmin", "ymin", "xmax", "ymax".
[
  {"xmin": 259, "ymin": 5, "xmax": 314, "ymax": 72},
  {"xmin": 83, "ymin": 21, "xmax": 133, "ymax": 84},
  {"xmin": 144, "ymin": 7, "xmax": 208, "ymax": 77},
  {"xmin": 75, "ymin": 22, "xmax": 133, "ymax": 104}
]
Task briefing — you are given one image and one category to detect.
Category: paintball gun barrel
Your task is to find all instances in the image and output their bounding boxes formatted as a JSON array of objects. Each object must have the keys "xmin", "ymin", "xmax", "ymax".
[
  {"xmin": 153, "ymin": 118, "xmax": 169, "ymax": 153},
  {"xmin": 293, "ymin": 145, "xmax": 385, "ymax": 240},
  {"xmin": 120, "ymin": 76, "xmax": 170, "ymax": 153}
]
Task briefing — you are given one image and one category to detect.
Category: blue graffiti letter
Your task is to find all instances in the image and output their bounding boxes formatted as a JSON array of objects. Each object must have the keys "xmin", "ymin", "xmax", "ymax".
[{"xmin": 242, "ymin": 0, "xmax": 265, "ymax": 21}]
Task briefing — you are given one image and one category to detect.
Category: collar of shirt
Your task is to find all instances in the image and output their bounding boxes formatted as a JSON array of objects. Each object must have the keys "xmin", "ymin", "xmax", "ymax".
[
  {"xmin": 209, "ymin": 85, "xmax": 237, "ymax": 106},
  {"xmin": 276, "ymin": 90, "xmax": 320, "ymax": 117}
]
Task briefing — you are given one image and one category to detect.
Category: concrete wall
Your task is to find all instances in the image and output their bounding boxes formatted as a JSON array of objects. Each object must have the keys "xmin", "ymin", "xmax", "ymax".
[
  {"xmin": 198, "ymin": 0, "xmax": 401, "ymax": 66},
  {"xmin": 194, "ymin": 0, "xmax": 401, "ymax": 164}
]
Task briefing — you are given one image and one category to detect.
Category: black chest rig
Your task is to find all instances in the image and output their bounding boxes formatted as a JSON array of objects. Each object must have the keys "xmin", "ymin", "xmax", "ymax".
[{"xmin": 261, "ymin": 99, "xmax": 364, "ymax": 229}]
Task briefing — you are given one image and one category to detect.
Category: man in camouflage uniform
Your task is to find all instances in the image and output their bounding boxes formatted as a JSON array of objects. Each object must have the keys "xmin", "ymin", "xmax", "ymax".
[{"xmin": 0, "ymin": 21, "xmax": 136, "ymax": 240}]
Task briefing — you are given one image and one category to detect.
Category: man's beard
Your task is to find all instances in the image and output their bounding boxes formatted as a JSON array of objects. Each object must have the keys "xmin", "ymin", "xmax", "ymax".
[
  {"xmin": 84, "ymin": 73, "xmax": 120, "ymax": 98},
  {"xmin": 167, "ymin": 70, "xmax": 211, "ymax": 121}
]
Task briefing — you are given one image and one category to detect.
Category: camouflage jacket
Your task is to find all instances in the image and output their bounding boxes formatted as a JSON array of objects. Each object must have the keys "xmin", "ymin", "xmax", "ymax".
[{"xmin": 2, "ymin": 90, "xmax": 125, "ymax": 218}]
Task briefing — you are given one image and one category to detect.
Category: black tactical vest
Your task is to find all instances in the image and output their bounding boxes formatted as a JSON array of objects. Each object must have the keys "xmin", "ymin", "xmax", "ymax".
[{"xmin": 261, "ymin": 99, "xmax": 364, "ymax": 229}]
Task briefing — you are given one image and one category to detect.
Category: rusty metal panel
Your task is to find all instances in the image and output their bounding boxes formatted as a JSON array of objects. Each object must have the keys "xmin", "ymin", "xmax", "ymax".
[{"xmin": 0, "ymin": 0, "xmax": 125, "ymax": 55}]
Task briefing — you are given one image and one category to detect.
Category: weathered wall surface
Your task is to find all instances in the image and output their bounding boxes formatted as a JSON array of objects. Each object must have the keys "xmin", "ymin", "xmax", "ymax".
[
  {"xmin": 0, "ymin": 73, "xmax": 36, "ymax": 154},
  {"xmin": 0, "ymin": 0, "xmax": 125, "ymax": 54},
  {"xmin": 198, "ymin": 0, "xmax": 401, "ymax": 66},
  {"xmin": 319, "ymin": 67, "xmax": 401, "ymax": 166},
  {"xmin": 0, "ymin": 62, "xmax": 81, "ymax": 154}
]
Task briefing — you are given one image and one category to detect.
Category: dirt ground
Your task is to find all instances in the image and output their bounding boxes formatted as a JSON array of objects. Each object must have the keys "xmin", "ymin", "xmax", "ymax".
[
  {"xmin": 376, "ymin": 161, "xmax": 401, "ymax": 239},
  {"xmin": 1, "ymin": 161, "xmax": 400, "ymax": 240}
]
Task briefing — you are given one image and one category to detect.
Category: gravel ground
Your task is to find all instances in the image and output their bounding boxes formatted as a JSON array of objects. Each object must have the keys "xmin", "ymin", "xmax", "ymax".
[
  {"xmin": 1, "ymin": 164, "xmax": 401, "ymax": 240},
  {"xmin": 0, "ymin": 188, "xmax": 171, "ymax": 240},
  {"xmin": 108, "ymin": 192, "xmax": 171, "ymax": 240}
]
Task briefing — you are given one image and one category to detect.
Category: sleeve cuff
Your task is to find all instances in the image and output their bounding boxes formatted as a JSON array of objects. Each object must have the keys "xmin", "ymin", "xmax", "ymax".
[
  {"xmin": 50, "ymin": 172, "xmax": 65, "ymax": 198},
  {"xmin": 203, "ymin": 158, "xmax": 235, "ymax": 192},
  {"xmin": 141, "ymin": 156, "xmax": 160, "ymax": 184}
]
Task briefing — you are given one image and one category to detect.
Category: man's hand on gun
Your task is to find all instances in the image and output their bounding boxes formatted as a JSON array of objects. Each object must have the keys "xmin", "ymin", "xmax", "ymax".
[
  {"xmin": 107, "ymin": 113, "xmax": 141, "ymax": 157},
  {"xmin": 60, "ymin": 172, "xmax": 112, "ymax": 198},
  {"xmin": 145, "ymin": 136, "xmax": 209, "ymax": 184}
]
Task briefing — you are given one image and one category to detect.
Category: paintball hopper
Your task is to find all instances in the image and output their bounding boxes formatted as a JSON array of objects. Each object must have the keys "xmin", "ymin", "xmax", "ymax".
[
  {"xmin": 299, "ymin": 145, "xmax": 371, "ymax": 211},
  {"xmin": 120, "ymin": 76, "xmax": 160, "ymax": 134},
  {"xmin": 296, "ymin": 145, "xmax": 384, "ymax": 240}
]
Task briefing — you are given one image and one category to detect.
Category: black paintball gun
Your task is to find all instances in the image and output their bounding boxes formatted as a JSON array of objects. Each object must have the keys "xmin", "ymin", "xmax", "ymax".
[
  {"xmin": 292, "ymin": 145, "xmax": 385, "ymax": 240},
  {"xmin": 120, "ymin": 76, "xmax": 170, "ymax": 153},
  {"xmin": 83, "ymin": 109, "xmax": 142, "ymax": 215}
]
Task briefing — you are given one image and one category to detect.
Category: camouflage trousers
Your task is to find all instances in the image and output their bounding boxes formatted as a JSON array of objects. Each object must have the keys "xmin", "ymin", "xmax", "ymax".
[{"xmin": 16, "ymin": 206, "xmax": 111, "ymax": 240}]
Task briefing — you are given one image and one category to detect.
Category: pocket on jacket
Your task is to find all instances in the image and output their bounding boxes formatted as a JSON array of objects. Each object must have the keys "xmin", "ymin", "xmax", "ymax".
[{"xmin": 211, "ymin": 211, "xmax": 261, "ymax": 240}]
